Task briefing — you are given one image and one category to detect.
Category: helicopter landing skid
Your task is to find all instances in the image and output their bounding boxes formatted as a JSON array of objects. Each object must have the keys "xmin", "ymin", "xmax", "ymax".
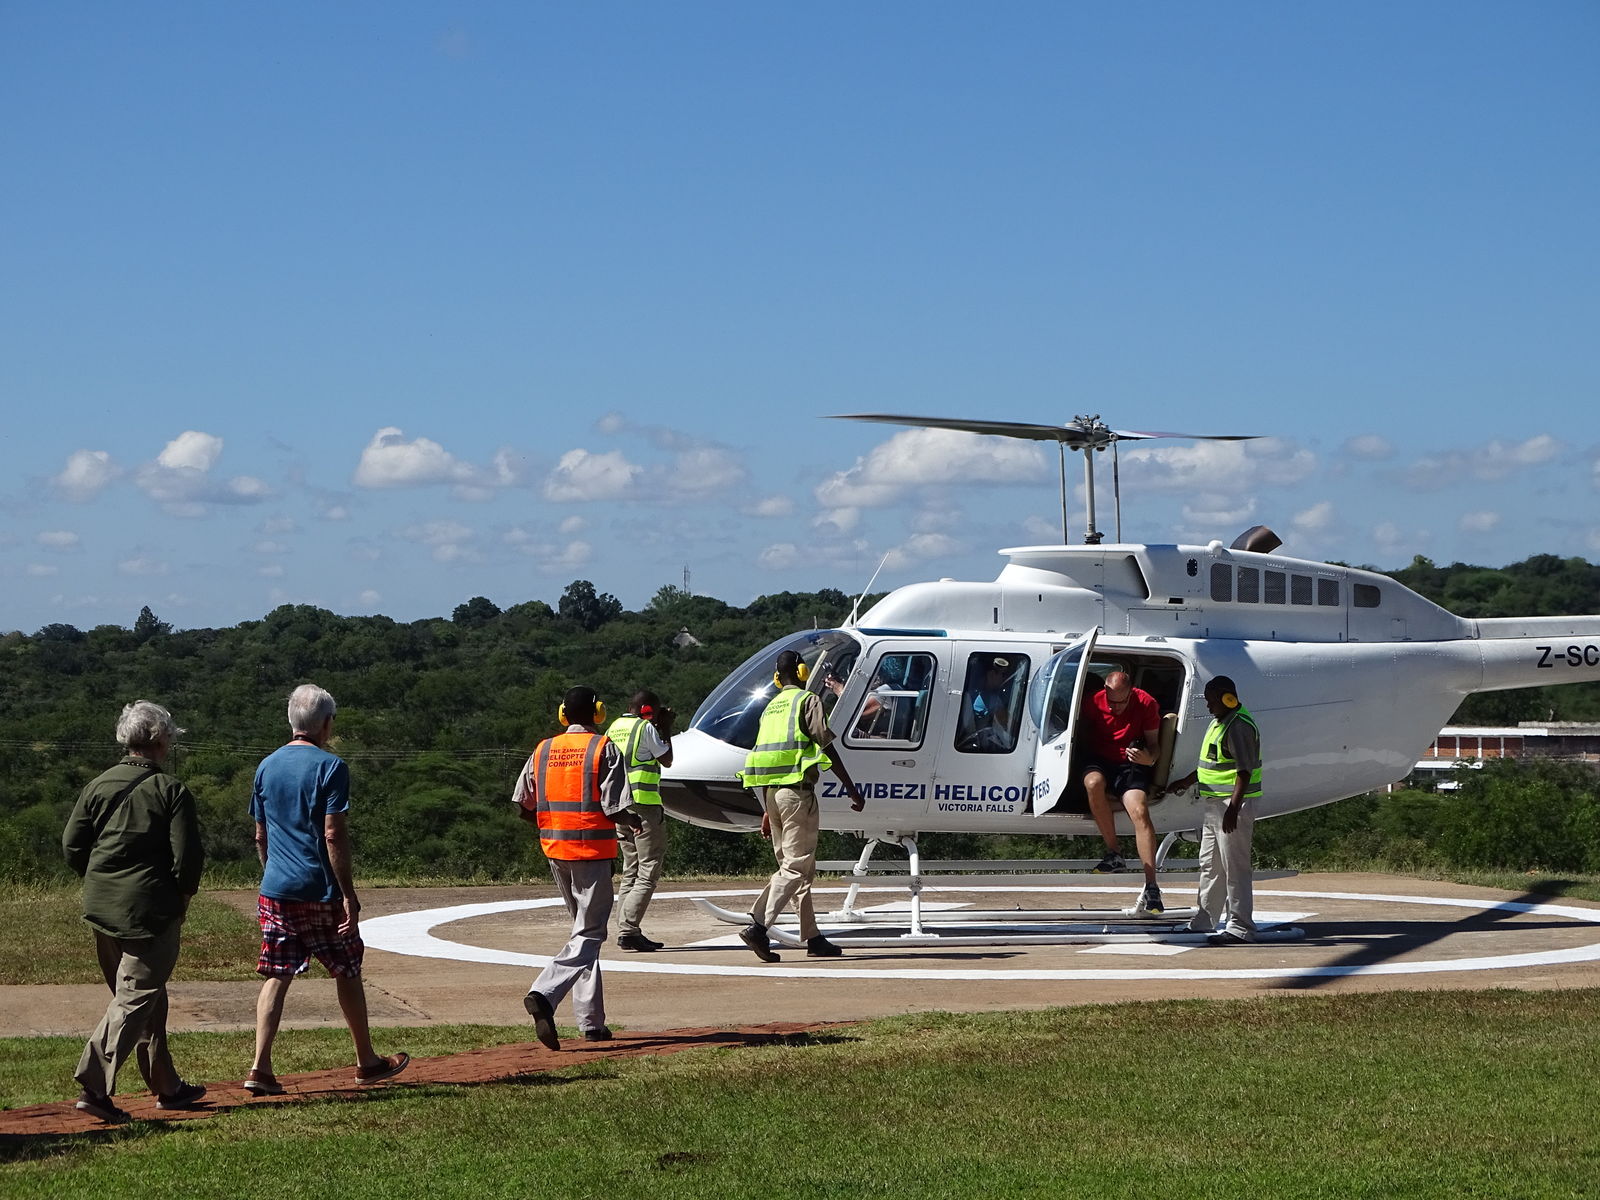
[{"xmin": 690, "ymin": 896, "xmax": 1306, "ymax": 947}]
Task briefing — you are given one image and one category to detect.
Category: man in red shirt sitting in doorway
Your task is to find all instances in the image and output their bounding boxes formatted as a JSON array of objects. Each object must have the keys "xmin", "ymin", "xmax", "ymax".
[{"xmin": 1079, "ymin": 670, "xmax": 1164, "ymax": 914}]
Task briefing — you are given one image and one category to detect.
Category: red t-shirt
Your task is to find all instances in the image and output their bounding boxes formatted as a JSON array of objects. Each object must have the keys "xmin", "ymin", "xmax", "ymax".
[{"xmin": 1080, "ymin": 687, "xmax": 1160, "ymax": 762}]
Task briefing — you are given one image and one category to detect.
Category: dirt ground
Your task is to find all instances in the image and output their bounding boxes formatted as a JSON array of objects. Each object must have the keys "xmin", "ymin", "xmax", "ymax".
[{"xmin": 7, "ymin": 872, "xmax": 1600, "ymax": 1138}]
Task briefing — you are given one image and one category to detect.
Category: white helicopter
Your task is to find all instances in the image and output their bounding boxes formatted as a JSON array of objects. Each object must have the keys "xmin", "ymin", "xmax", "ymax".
[{"xmin": 661, "ymin": 415, "xmax": 1600, "ymax": 942}]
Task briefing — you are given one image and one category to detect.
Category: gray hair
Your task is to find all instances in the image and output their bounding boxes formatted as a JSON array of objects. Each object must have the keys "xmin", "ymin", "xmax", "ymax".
[
  {"xmin": 287, "ymin": 683, "xmax": 337, "ymax": 735},
  {"xmin": 116, "ymin": 700, "xmax": 182, "ymax": 751}
]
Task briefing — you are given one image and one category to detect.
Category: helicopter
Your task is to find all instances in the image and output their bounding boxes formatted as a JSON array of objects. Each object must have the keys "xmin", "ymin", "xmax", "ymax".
[{"xmin": 659, "ymin": 415, "xmax": 1600, "ymax": 937}]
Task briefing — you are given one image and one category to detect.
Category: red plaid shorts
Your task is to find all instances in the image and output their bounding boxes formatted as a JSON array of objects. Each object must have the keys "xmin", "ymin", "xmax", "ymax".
[{"xmin": 256, "ymin": 894, "xmax": 365, "ymax": 979}]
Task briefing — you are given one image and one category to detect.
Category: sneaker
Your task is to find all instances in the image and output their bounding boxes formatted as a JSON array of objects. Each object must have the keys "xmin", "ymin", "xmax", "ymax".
[
  {"xmin": 1092, "ymin": 851, "xmax": 1126, "ymax": 874},
  {"xmin": 155, "ymin": 1081, "xmax": 208, "ymax": 1110},
  {"xmin": 739, "ymin": 923, "xmax": 780, "ymax": 963},
  {"xmin": 806, "ymin": 936, "xmax": 843, "ymax": 958},
  {"xmin": 582, "ymin": 1027, "xmax": 614, "ymax": 1042},
  {"xmin": 1137, "ymin": 884, "xmax": 1164, "ymax": 916},
  {"xmin": 616, "ymin": 932, "xmax": 662, "ymax": 952},
  {"xmin": 1207, "ymin": 931, "xmax": 1255, "ymax": 947},
  {"xmin": 354, "ymin": 1052, "xmax": 410, "ymax": 1084},
  {"xmin": 243, "ymin": 1068, "xmax": 285, "ymax": 1096},
  {"xmin": 74, "ymin": 1091, "xmax": 130, "ymax": 1124},
  {"xmin": 524, "ymin": 991, "xmax": 561, "ymax": 1051}
]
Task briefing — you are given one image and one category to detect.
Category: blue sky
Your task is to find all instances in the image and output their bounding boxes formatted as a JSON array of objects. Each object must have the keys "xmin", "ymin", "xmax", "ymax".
[{"xmin": 3, "ymin": 3, "xmax": 1597, "ymax": 633}]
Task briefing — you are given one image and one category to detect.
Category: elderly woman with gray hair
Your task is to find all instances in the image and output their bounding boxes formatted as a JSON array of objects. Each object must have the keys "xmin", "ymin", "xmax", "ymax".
[{"xmin": 62, "ymin": 700, "xmax": 206, "ymax": 1122}]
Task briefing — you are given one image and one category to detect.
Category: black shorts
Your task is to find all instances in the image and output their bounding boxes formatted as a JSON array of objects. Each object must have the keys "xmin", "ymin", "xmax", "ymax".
[{"xmin": 1079, "ymin": 756, "xmax": 1153, "ymax": 799}]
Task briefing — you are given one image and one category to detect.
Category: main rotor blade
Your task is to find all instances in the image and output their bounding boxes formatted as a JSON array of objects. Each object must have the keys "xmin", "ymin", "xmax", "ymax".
[{"xmin": 830, "ymin": 413, "xmax": 1260, "ymax": 447}]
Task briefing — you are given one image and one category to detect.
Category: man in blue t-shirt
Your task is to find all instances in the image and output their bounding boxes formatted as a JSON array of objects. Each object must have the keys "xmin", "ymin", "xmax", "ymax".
[{"xmin": 244, "ymin": 684, "xmax": 408, "ymax": 1095}]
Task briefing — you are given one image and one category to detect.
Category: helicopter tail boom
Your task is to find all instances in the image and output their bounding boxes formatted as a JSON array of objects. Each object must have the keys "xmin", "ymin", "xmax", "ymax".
[{"xmin": 1471, "ymin": 617, "xmax": 1600, "ymax": 693}]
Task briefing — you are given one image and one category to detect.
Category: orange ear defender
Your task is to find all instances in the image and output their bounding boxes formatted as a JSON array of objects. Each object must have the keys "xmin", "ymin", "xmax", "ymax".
[
  {"xmin": 773, "ymin": 661, "xmax": 811, "ymax": 688},
  {"xmin": 1222, "ymin": 693, "xmax": 1240, "ymax": 710}
]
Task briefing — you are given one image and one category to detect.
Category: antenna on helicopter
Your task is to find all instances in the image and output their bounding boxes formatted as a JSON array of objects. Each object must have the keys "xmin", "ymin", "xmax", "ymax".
[
  {"xmin": 828, "ymin": 413, "xmax": 1260, "ymax": 544},
  {"xmin": 846, "ymin": 551, "xmax": 893, "ymax": 629}
]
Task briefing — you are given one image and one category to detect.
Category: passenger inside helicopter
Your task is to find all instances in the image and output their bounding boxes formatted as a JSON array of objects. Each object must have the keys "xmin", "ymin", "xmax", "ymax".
[
  {"xmin": 956, "ymin": 653, "xmax": 1031, "ymax": 754},
  {"xmin": 844, "ymin": 652, "xmax": 934, "ymax": 742}
]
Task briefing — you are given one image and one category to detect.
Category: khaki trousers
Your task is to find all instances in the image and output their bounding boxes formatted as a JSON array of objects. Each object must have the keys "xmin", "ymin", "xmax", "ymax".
[
  {"xmin": 752, "ymin": 784, "xmax": 821, "ymax": 940},
  {"xmin": 1193, "ymin": 799, "xmax": 1256, "ymax": 938},
  {"xmin": 616, "ymin": 805, "xmax": 666, "ymax": 936},
  {"xmin": 75, "ymin": 921, "xmax": 182, "ymax": 1098},
  {"xmin": 530, "ymin": 857, "xmax": 613, "ymax": 1034}
]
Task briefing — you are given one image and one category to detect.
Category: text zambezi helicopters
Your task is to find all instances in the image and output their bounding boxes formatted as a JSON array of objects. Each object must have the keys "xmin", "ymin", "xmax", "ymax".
[{"xmin": 659, "ymin": 415, "xmax": 1600, "ymax": 928}]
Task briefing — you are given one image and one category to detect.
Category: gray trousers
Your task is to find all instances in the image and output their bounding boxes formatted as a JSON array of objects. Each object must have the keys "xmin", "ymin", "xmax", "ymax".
[
  {"xmin": 1193, "ymin": 799, "xmax": 1256, "ymax": 938},
  {"xmin": 530, "ymin": 857, "xmax": 613, "ymax": 1033},
  {"xmin": 752, "ymin": 784, "xmax": 821, "ymax": 940},
  {"xmin": 75, "ymin": 921, "xmax": 182, "ymax": 1098},
  {"xmin": 616, "ymin": 805, "xmax": 666, "ymax": 936}
]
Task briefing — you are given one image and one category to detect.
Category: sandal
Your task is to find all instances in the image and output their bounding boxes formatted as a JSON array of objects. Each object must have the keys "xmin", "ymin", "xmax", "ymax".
[{"xmin": 354, "ymin": 1052, "xmax": 409, "ymax": 1084}]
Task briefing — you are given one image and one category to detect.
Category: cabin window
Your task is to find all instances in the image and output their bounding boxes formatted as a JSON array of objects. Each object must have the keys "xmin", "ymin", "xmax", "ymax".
[
  {"xmin": 842, "ymin": 652, "xmax": 936, "ymax": 747},
  {"xmin": 1291, "ymin": 574, "xmax": 1313, "ymax": 605},
  {"xmin": 1210, "ymin": 564, "xmax": 1232, "ymax": 602},
  {"xmin": 1354, "ymin": 583, "xmax": 1382, "ymax": 608},
  {"xmin": 956, "ymin": 652, "xmax": 1031, "ymax": 754},
  {"xmin": 1237, "ymin": 567, "xmax": 1260, "ymax": 603},
  {"xmin": 1264, "ymin": 570, "xmax": 1287, "ymax": 605},
  {"xmin": 1317, "ymin": 579, "xmax": 1340, "ymax": 607}
]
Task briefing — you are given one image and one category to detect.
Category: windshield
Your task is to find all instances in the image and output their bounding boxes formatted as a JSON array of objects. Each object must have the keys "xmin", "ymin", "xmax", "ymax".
[{"xmin": 690, "ymin": 629, "xmax": 862, "ymax": 750}]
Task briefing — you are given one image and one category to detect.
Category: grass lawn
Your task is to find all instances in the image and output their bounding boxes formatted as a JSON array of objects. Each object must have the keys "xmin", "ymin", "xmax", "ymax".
[{"xmin": 3, "ymin": 990, "xmax": 1598, "ymax": 1198}]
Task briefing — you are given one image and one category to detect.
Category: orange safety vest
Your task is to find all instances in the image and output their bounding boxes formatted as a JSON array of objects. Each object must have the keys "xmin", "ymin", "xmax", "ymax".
[{"xmin": 528, "ymin": 731, "xmax": 618, "ymax": 861}]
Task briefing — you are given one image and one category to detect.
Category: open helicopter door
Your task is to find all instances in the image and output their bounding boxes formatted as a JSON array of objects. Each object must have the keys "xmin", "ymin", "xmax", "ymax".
[{"xmin": 1028, "ymin": 626, "xmax": 1100, "ymax": 817}]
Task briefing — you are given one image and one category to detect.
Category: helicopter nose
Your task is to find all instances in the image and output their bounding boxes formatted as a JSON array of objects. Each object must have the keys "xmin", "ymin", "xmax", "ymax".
[{"xmin": 659, "ymin": 729, "xmax": 763, "ymax": 832}]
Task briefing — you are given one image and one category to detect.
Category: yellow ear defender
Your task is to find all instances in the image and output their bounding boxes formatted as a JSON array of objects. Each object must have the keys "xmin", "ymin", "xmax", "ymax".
[
  {"xmin": 773, "ymin": 662, "xmax": 811, "ymax": 688},
  {"xmin": 558, "ymin": 699, "xmax": 608, "ymax": 725},
  {"xmin": 1222, "ymin": 692, "xmax": 1240, "ymax": 710}
]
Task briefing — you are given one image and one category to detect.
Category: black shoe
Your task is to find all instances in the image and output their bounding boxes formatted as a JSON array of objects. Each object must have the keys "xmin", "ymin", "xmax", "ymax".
[
  {"xmin": 523, "ymin": 991, "xmax": 561, "ymax": 1051},
  {"xmin": 806, "ymin": 936, "xmax": 843, "ymax": 958},
  {"xmin": 738, "ymin": 923, "xmax": 780, "ymax": 963},
  {"xmin": 1137, "ymin": 884, "xmax": 1164, "ymax": 916},
  {"xmin": 155, "ymin": 1081, "xmax": 207, "ymax": 1110},
  {"xmin": 1206, "ymin": 931, "xmax": 1254, "ymax": 947},
  {"xmin": 1092, "ymin": 851, "xmax": 1126, "ymax": 874},
  {"xmin": 582, "ymin": 1027, "xmax": 614, "ymax": 1042},
  {"xmin": 616, "ymin": 932, "xmax": 662, "ymax": 952},
  {"xmin": 75, "ymin": 1091, "xmax": 130, "ymax": 1124}
]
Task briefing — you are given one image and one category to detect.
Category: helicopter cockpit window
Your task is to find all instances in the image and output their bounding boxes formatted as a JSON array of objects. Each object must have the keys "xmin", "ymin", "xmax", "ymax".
[
  {"xmin": 845, "ymin": 652, "xmax": 935, "ymax": 746},
  {"xmin": 689, "ymin": 629, "xmax": 861, "ymax": 750},
  {"xmin": 956, "ymin": 652, "xmax": 1031, "ymax": 754}
]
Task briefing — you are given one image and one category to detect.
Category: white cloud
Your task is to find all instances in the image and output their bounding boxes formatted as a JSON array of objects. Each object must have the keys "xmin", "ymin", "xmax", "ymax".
[
  {"xmin": 814, "ymin": 507, "xmax": 860, "ymax": 534},
  {"xmin": 358, "ymin": 588, "xmax": 382, "ymax": 606},
  {"xmin": 596, "ymin": 412, "xmax": 627, "ymax": 436},
  {"xmin": 26, "ymin": 563, "xmax": 59, "ymax": 577},
  {"xmin": 556, "ymin": 515, "xmax": 585, "ymax": 535},
  {"xmin": 258, "ymin": 564, "xmax": 285, "ymax": 578},
  {"xmin": 543, "ymin": 448, "xmax": 642, "ymax": 502},
  {"xmin": 321, "ymin": 504, "xmax": 351, "ymax": 522},
  {"xmin": 747, "ymin": 495, "xmax": 795, "ymax": 518},
  {"xmin": 54, "ymin": 450, "xmax": 121, "ymax": 502},
  {"xmin": 1458, "ymin": 511, "xmax": 1501, "ymax": 534},
  {"xmin": 883, "ymin": 532, "xmax": 963, "ymax": 570},
  {"xmin": 37, "ymin": 530, "xmax": 81, "ymax": 550},
  {"xmin": 135, "ymin": 432, "xmax": 271, "ymax": 511},
  {"xmin": 157, "ymin": 431, "xmax": 223, "ymax": 472},
  {"xmin": 253, "ymin": 540, "xmax": 288, "ymax": 555},
  {"xmin": 664, "ymin": 446, "xmax": 748, "ymax": 498},
  {"xmin": 1022, "ymin": 514, "xmax": 1060, "ymax": 540},
  {"xmin": 816, "ymin": 428, "xmax": 1048, "ymax": 510},
  {"xmin": 1341, "ymin": 434, "xmax": 1394, "ymax": 461},
  {"xmin": 1403, "ymin": 434, "xmax": 1564, "ymax": 490},
  {"xmin": 118, "ymin": 556, "xmax": 168, "ymax": 576},
  {"xmin": 1181, "ymin": 494, "xmax": 1257, "ymax": 528},
  {"xmin": 758, "ymin": 542, "xmax": 801, "ymax": 570},
  {"xmin": 1292, "ymin": 501, "xmax": 1335, "ymax": 533},
  {"xmin": 503, "ymin": 526, "xmax": 592, "ymax": 570},
  {"xmin": 548, "ymin": 539, "xmax": 591, "ymax": 568},
  {"xmin": 1121, "ymin": 438, "xmax": 1317, "ymax": 492},
  {"xmin": 1373, "ymin": 522, "xmax": 1407, "ymax": 552},
  {"xmin": 401, "ymin": 519, "xmax": 480, "ymax": 564},
  {"xmin": 354, "ymin": 427, "xmax": 479, "ymax": 489}
]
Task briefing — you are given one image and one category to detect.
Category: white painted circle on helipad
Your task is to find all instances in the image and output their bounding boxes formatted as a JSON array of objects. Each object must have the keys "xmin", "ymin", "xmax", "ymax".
[{"xmin": 360, "ymin": 886, "xmax": 1600, "ymax": 982}]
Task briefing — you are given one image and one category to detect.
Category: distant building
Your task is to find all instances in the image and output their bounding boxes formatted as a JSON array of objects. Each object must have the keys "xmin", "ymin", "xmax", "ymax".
[
  {"xmin": 672, "ymin": 627, "xmax": 703, "ymax": 649},
  {"xmin": 1404, "ymin": 722, "xmax": 1600, "ymax": 790}
]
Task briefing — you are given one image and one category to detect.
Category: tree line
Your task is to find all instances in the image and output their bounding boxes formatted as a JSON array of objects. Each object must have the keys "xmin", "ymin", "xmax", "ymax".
[{"xmin": 3, "ymin": 553, "xmax": 1599, "ymax": 884}]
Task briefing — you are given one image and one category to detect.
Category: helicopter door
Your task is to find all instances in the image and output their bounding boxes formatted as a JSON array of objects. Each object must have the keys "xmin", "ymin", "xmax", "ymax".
[{"xmin": 1027, "ymin": 627, "xmax": 1101, "ymax": 818}]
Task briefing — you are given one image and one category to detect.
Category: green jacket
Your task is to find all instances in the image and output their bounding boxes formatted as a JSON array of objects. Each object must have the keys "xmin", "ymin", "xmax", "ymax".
[{"xmin": 62, "ymin": 756, "xmax": 204, "ymax": 939}]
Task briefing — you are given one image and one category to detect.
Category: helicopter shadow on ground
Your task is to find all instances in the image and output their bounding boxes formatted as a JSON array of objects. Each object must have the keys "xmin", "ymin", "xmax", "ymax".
[{"xmin": 1267, "ymin": 888, "xmax": 1588, "ymax": 992}]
